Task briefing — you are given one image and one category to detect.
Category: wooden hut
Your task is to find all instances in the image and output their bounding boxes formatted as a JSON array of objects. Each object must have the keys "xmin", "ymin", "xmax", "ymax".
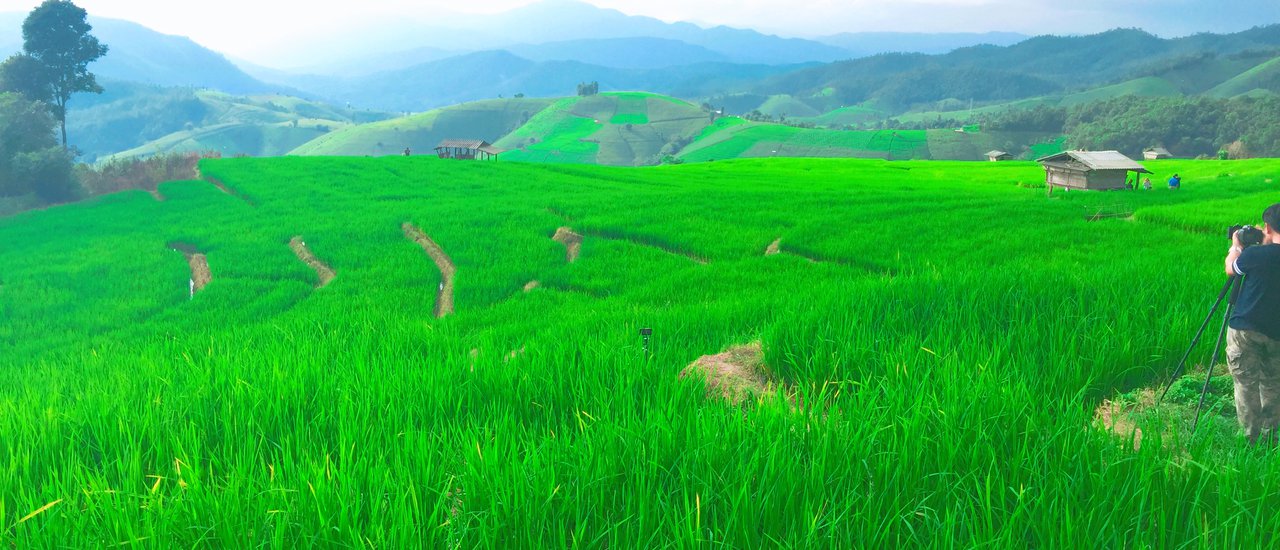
[
  {"xmin": 1036, "ymin": 151, "xmax": 1150, "ymax": 193},
  {"xmin": 434, "ymin": 139, "xmax": 503, "ymax": 161},
  {"xmin": 1143, "ymin": 147, "xmax": 1173, "ymax": 160},
  {"xmin": 986, "ymin": 150, "xmax": 1014, "ymax": 162}
]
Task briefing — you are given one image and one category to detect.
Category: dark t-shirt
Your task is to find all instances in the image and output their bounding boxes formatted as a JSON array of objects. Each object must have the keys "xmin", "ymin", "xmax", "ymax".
[{"xmin": 1231, "ymin": 243, "xmax": 1280, "ymax": 340}]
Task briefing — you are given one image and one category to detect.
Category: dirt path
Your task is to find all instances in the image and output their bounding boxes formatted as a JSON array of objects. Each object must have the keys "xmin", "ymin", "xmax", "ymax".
[
  {"xmin": 201, "ymin": 175, "xmax": 255, "ymax": 206},
  {"xmin": 765, "ymin": 237, "xmax": 821, "ymax": 263},
  {"xmin": 289, "ymin": 237, "xmax": 336, "ymax": 288},
  {"xmin": 170, "ymin": 243, "xmax": 211, "ymax": 295},
  {"xmin": 765, "ymin": 238, "xmax": 781, "ymax": 256},
  {"xmin": 402, "ymin": 222, "xmax": 456, "ymax": 318},
  {"xmin": 523, "ymin": 280, "xmax": 541, "ymax": 292},
  {"xmin": 147, "ymin": 189, "xmax": 165, "ymax": 202},
  {"xmin": 552, "ymin": 227, "xmax": 584, "ymax": 263}
]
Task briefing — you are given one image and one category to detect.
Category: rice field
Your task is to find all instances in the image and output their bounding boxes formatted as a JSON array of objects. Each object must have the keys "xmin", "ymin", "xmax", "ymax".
[{"xmin": 1, "ymin": 156, "xmax": 1278, "ymax": 547}]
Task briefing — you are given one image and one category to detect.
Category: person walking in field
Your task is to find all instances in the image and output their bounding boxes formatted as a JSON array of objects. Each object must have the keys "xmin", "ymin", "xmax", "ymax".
[
  {"xmin": 1168, "ymin": 174, "xmax": 1181, "ymax": 190},
  {"xmin": 1224, "ymin": 203, "xmax": 1280, "ymax": 445},
  {"xmin": 1143, "ymin": 177, "xmax": 1152, "ymax": 190}
]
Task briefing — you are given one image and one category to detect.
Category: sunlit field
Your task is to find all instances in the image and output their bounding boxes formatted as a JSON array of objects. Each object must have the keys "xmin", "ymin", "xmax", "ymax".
[{"xmin": 1, "ymin": 156, "xmax": 1277, "ymax": 547}]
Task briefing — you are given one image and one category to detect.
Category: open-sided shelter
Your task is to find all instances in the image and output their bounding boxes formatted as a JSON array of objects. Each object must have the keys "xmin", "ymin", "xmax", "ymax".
[
  {"xmin": 1036, "ymin": 150, "xmax": 1150, "ymax": 192},
  {"xmin": 435, "ymin": 139, "xmax": 503, "ymax": 161},
  {"xmin": 986, "ymin": 150, "xmax": 1014, "ymax": 162},
  {"xmin": 1143, "ymin": 147, "xmax": 1173, "ymax": 160}
]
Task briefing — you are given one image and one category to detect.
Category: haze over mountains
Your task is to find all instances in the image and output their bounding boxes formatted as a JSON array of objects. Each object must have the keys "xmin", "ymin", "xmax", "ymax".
[{"xmin": 1, "ymin": 0, "xmax": 1278, "ymax": 163}]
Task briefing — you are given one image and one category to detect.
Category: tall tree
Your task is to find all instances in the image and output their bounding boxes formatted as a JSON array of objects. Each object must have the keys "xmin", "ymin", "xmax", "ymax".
[{"xmin": 21, "ymin": 0, "xmax": 107, "ymax": 147}]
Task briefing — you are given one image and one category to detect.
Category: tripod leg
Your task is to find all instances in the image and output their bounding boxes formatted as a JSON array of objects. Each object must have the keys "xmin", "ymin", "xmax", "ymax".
[
  {"xmin": 1192, "ymin": 298, "xmax": 1236, "ymax": 433},
  {"xmin": 1160, "ymin": 277, "xmax": 1236, "ymax": 403}
]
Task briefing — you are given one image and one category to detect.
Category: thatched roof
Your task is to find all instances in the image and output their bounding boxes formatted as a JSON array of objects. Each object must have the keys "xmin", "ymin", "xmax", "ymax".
[
  {"xmin": 1036, "ymin": 150, "xmax": 1151, "ymax": 173},
  {"xmin": 435, "ymin": 139, "xmax": 490, "ymax": 150}
]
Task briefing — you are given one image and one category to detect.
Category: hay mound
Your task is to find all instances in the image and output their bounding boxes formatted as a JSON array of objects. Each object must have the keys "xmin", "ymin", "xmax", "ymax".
[
  {"xmin": 765, "ymin": 238, "xmax": 781, "ymax": 256},
  {"xmin": 552, "ymin": 227, "xmax": 583, "ymax": 263},
  {"xmin": 1094, "ymin": 391, "xmax": 1151, "ymax": 451},
  {"xmin": 680, "ymin": 342, "xmax": 775, "ymax": 403}
]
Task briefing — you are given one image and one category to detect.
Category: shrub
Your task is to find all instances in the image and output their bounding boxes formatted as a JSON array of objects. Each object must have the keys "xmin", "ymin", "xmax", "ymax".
[
  {"xmin": 76, "ymin": 151, "xmax": 220, "ymax": 195},
  {"xmin": 13, "ymin": 146, "xmax": 78, "ymax": 202}
]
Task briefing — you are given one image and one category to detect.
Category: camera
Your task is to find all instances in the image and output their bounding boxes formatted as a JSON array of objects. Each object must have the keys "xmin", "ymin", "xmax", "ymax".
[{"xmin": 1230, "ymin": 225, "xmax": 1265, "ymax": 247}]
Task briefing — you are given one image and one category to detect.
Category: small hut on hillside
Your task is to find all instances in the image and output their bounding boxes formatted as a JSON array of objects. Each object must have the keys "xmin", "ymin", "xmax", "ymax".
[
  {"xmin": 986, "ymin": 150, "xmax": 1014, "ymax": 162},
  {"xmin": 1036, "ymin": 150, "xmax": 1150, "ymax": 193},
  {"xmin": 1143, "ymin": 147, "xmax": 1173, "ymax": 160},
  {"xmin": 435, "ymin": 139, "xmax": 503, "ymax": 161}
]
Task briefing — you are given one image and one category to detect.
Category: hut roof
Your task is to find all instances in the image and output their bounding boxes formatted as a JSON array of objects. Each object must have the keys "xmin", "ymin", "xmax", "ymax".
[
  {"xmin": 1036, "ymin": 150, "xmax": 1151, "ymax": 173},
  {"xmin": 436, "ymin": 139, "xmax": 490, "ymax": 150},
  {"xmin": 1144, "ymin": 146, "xmax": 1172, "ymax": 156},
  {"xmin": 477, "ymin": 145, "xmax": 504, "ymax": 155},
  {"xmin": 986, "ymin": 150, "xmax": 1010, "ymax": 157}
]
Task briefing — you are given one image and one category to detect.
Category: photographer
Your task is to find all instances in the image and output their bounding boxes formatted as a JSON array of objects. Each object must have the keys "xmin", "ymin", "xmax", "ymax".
[{"xmin": 1224, "ymin": 203, "xmax": 1280, "ymax": 444}]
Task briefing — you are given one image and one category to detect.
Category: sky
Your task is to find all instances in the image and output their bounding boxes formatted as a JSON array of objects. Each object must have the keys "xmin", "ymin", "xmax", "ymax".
[{"xmin": 1, "ymin": 0, "xmax": 1277, "ymax": 66}]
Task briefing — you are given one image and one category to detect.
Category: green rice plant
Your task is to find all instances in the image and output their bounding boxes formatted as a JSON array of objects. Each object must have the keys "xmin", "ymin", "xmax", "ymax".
[{"xmin": 1, "ymin": 156, "xmax": 1279, "ymax": 547}]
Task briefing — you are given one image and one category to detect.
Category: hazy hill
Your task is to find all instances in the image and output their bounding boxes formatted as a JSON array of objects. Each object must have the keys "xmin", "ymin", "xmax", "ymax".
[
  {"xmin": 266, "ymin": 0, "xmax": 852, "ymax": 74},
  {"xmin": 314, "ymin": 50, "xmax": 807, "ymax": 112},
  {"xmin": 757, "ymin": 26, "xmax": 1280, "ymax": 112},
  {"xmin": 506, "ymin": 37, "xmax": 729, "ymax": 69},
  {"xmin": 63, "ymin": 81, "xmax": 391, "ymax": 162},
  {"xmin": 292, "ymin": 97, "xmax": 555, "ymax": 156},
  {"xmin": 816, "ymin": 31, "xmax": 1029, "ymax": 56},
  {"xmin": 494, "ymin": 92, "xmax": 710, "ymax": 165},
  {"xmin": 0, "ymin": 13, "xmax": 278, "ymax": 95}
]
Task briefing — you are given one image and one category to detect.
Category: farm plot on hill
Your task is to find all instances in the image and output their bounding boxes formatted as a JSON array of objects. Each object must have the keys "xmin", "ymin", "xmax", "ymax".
[
  {"xmin": 679, "ymin": 121, "xmax": 929, "ymax": 162},
  {"xmin": 2, "ymin": 156, "xmax": 1280, "ymax": 547},
  {"xmin": 498, "ymin": 93, "xmax": 710, "ymax": 166}
]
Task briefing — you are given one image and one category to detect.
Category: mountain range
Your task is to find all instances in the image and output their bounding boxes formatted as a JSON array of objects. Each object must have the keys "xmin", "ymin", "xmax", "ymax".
[{"xmin": 1, "ymin": 1, "xmax": 1278, "ymax": 163}]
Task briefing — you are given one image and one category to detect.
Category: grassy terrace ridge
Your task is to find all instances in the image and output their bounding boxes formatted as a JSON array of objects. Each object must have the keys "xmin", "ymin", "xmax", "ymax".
[
  {"xmin": 289, "ymin": 97, "xmax": 557, "ymax": 157},
  {"xmin": 680, "ymin": 116, "xmax": 1063, "ymax": 162},
  {"xmin": 2, "ymin": 156, "xmax": 1280, "ymax": 546}
]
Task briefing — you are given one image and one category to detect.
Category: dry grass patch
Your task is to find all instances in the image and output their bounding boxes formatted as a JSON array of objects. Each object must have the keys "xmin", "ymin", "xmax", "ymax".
[
  {"xmin": 680, "ymin": 341, "xmax": 778, "ymax": 404},
  {"xmin": 552, "ymin": 227, "xmax": 583, "ymax": 263}
]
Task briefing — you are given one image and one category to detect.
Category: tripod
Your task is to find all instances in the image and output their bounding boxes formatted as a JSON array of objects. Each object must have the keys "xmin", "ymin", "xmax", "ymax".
[{"xmin": 1158, "ymin": 275, "xmax": 1243, "ymax": 432}]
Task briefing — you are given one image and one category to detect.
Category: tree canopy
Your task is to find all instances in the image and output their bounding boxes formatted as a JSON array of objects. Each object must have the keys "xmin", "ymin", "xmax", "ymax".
[{"xmin": 18, "ymin": 0, "xmax": 108, "ymax": 146}]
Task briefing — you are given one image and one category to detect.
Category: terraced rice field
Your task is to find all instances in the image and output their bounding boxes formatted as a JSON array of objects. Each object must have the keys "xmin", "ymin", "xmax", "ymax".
[{"xmin": 1, "ymin": 156, "xmax": 1278, "ymax": 546}]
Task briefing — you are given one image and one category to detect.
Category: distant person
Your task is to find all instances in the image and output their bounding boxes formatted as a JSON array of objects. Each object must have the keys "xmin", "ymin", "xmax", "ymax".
[
  {"xmin": 1143, "ymin": 177, "xmax": 1152, "ymax": 190},
  {"xmin": 1168, "ymin": 174, "xmax": 1181, "ymax": 190},
  {"xmin": 404, "ymin": 147, "xmax": 411, "ymax": 157},
  {"xmin": 1224, "ymin": 203, "xmax": 1280, "ymax": 445}
]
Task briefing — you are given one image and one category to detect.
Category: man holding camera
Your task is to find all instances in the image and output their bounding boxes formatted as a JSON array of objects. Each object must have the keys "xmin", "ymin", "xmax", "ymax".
[{"xmin": 1224, "ymin": 203, "xmax": 1280, "ymax": 444}]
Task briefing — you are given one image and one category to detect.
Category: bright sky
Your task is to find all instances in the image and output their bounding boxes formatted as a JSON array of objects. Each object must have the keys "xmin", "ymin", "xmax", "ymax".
[{"xmin": 1, "ymin": 0, "xmax": 1276, "ymax": 66}]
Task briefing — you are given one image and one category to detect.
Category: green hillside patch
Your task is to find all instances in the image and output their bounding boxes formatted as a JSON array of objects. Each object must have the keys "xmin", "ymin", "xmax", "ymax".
[
  {"xmin": 499, "ymin": 94, "xmax": 710, "ymax": 165},
  {"xmin": 802, "ymin": 104, "xmax": 888, "ymax": 127},
  {"xmin": 506, "ymin": 116, "xmax": 603, "ymax": 163},
  {"xmin": 105, "ymin": 122, "xmax": 332, "ymax": 161},
  {"xmin": 68, "ymin": 86, "xmax": 392, "ymax": 162},
  {"xmin": 679, "ymin": 124, "xmax": 929, "ymax": 162},
  {"xmin": 1207, "ymin": 56, "xmax": 1280, "ymax": 98},
  {"xmin": 1059, "ymin": 77, "xmax": 1183, "ymax": 107},
  {"xmin": 757, "ymin": 95, "xmax": 821, "ymax": 118},
  {"xmin": 291, "ymin": 98, "xmax": 555, "ymax": 156},
  {"xmin": 926, "ymin": 129, "xmax": 1065, "ymax": 161}
]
